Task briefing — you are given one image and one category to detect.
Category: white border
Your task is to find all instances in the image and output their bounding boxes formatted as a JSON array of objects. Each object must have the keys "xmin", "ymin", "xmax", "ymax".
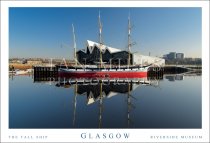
[{"xmin": 1, "ymin": 1, "xmax": 209, "ymax": 143}]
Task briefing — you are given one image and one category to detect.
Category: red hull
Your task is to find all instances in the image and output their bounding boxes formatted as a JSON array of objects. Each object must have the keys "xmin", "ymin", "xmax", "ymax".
[{"xmin": 58, "ymin": 71, "xmax": 147, "ymax": 78}]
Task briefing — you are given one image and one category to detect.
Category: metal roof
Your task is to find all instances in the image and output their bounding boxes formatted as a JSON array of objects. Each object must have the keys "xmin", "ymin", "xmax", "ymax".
[{"xmin": 85, "ymin": 40, "xmax": 122, "ymax": 54}]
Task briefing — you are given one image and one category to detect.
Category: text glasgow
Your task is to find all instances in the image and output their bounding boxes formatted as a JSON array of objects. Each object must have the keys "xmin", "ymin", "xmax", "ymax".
[{"xmin": 81, "ymin": 132, "xmax": 130, "ymax": 139}]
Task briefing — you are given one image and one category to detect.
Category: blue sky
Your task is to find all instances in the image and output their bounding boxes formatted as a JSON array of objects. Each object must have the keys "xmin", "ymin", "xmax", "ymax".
[{"xmin": 9, "ymin": 7, "xmax": 201, "ymax": 59}]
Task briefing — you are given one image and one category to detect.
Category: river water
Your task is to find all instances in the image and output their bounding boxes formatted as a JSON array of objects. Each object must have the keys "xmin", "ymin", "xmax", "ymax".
[{"xmin": 9, "ymin": 73, "xmax": 201, "ymax": 128}]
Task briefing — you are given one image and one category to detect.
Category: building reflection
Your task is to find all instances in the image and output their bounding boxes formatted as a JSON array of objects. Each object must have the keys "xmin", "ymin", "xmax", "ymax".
[
  {"xmin": 33, "ymin": 73, "xmax": 163, "ymax": 128},
  {"xmin": 164, "ymin": 71, "xmax": 201, "ymax": 82},
  {"xmin": 165, "ymin": 75, "xmax": 184, "ymax": 81},
  {"xmin": 55, "ymin": 77, "xmax": 159, "ymax": 128}
]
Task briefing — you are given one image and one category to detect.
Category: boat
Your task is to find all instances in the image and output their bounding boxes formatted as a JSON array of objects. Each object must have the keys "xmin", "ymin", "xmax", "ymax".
[
  {"xmin": 58, "ymin": 65, "xmax": 149, "ymax": 78},
  {"xmin": 58, "ymin": 13, "xmax": 150, "ymax": 78}
]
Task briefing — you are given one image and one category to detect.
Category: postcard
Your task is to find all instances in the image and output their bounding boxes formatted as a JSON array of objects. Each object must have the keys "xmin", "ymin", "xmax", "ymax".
[{"xmin": 1, "ymin": 0, "xmax": 209, "ymax": 143}]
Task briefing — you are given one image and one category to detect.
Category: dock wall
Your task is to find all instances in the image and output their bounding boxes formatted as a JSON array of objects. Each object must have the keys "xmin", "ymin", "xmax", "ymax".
[{"xmin": 33, "ymin": 65, "xmax": 190, "ymax": 79}]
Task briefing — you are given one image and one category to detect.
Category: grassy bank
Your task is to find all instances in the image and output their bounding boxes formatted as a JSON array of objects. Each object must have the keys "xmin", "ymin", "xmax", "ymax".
[{"xmin": 9, "ymin": 63, "xmax": 33, "ymax": 70}]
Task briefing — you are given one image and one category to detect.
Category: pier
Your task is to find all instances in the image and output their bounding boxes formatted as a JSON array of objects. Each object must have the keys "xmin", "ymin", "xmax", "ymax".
[
  {"xmin": 33, "ymin": 65, "xmax": 188, "ymax": 75},
  {"xmin": 33, "ymin": 65, "xmax": 199, "ymax": 81},
  {"xmin": 33, "ymin": 66, "xmax": 58, "ymax": 82}
]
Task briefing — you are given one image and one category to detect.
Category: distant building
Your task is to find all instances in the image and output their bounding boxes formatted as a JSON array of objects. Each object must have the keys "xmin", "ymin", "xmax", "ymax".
[
  {"xmin": 167, "ymin": 52, "xmax": 176, "ymax": 60},
  {"xmin": 27, "ymin": 60, "xmax": 42, "ymax": 65},
  {"xmin": 176, "ymin": 53, "xmax": 184, "ymax": 59},
  {"xmin": 163, "ymin": 54, "xmax": 168, "ymax": 59},
  {"xmin": 9, "ymin": 58, "xmax": 27, "ymax": 64},
  {"xmin": 164, "ymin": 52, "xmax": 184, "ymax": 60}
]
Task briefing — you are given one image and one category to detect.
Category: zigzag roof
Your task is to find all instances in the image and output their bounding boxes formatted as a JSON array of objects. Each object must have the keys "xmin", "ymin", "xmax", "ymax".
[{"xmin": 79, "ymin": 40, "xmax": 122, "ymax": 54}]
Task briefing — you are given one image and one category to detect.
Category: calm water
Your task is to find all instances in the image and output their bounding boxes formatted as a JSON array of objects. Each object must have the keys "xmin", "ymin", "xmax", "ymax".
[{"xmin": 9, "ymin": 74, "xmax": 202, "ymax": 128}]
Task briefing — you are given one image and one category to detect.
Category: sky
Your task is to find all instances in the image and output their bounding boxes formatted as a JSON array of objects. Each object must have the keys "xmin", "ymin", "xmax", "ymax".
[{"xmin": 9, "ymin": 7, "xmax": 201, "ymax": 59}]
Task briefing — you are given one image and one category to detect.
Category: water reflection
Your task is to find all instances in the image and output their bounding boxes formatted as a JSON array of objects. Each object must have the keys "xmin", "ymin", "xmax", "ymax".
[
  {"xmin": 54, "ymin": 77, "xmax": 160, "ymax": 128},
  {"xmin": 9, "ymin": 72, "xmax": 201, "ymax": 128},
  {"xmin": 164, "ymin": 71, "xmax": 201, "ymax": 82}
]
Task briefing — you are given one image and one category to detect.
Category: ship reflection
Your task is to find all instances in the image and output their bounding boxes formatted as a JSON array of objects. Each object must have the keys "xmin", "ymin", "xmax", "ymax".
[
  {"xmin": 31, "ymin": 72, "xmax": 201, "ymax": 128},
  {"xmin": 73, "ymin": 82, "xmax": 136, "ymax": 104},
  {"xmin": 55, "ymin": 77, "xmax": 159, "ymax": 128},
  {"xmin": 33, "ymin": 74, "xmax": 162, "ymax": 128}
]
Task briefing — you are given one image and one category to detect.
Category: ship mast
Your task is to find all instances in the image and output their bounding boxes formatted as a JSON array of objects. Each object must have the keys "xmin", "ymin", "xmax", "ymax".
[
  {"xmin": 72, "ymin": 81, "xmax": 77, "ymax": 127},
  {"xmin": 127, "ymin": 83, "xmax": 131, "ymax": 127},
  {"xmin": 98, "ymin": 82, "xmax": 103, "ymax": 128},
  {"xmin": 128, "ymin": 14, "xmax": 132, "ymax": 67},
  {"xmin": 72, "ymin": 24, "xmax": 77, "ymax": 66},
  {"xmin": 98, "ymin": 11, "xmax": 103, "ymax": 68}
]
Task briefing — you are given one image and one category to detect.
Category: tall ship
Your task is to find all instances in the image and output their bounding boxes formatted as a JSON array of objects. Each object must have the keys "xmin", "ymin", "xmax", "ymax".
[{"xmin": 58, "ymin": 13, "xmax": 151, "ymax": 78}]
